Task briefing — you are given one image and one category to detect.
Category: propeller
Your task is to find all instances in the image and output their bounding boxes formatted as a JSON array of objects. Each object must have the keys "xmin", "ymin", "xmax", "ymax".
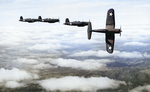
[
  {"xmin": 58, "ymin": 17, "xmax": 60, "ymax": 23},
  {"xmin": 120, "ymin": 26, "xmax": 122, "ymax": 36}
]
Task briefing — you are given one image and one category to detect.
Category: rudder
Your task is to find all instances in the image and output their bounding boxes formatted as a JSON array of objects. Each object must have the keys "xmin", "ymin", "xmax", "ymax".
[
  {"xmin": 65, "ymin": 18, "xmax": 70, "ymax": 23},
  {"xmin": 38, "ymin": 16, "xmax": 42, "ymax": 20},
  {"xmin": 20, "ymin": 16, "xmax": 23, "ymax": 20}
]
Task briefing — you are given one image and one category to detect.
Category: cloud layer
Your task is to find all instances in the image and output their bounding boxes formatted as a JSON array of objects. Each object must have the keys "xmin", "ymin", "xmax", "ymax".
[
  {"xmin": 0, "ymin": 68, "xmax": 38, "ymax": 88},
  {"xmin": 39, "ymin": 76, "xmax": 126, "ymax": 91},
  {"xmin": 50, "ymin": 58, "xmax": 112, "ymax": 70},
  {"xmin": 0, "ymin": 68, "xmax": 38, "ymax": 82},
  {"xmin": 70, "ymin": 50, "xmax": 150, "ymax": 58},
  {"xmin": 0, "ymin": 0, "xmax": 149, "ymax": 91},
  {"xmin": 124, "ymin": 42, "xmax": 148, "ymax": 46},
  {"xmin": 129, "ymin": 85, "xmax": 150, "ymax": 92}
]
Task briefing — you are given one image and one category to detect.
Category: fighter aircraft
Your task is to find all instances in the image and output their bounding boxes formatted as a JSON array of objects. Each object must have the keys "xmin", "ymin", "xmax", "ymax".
[
  {"xmin": 41, "ymin": 17, "xmax": 59, "ymax": 23},
  {"xmin": 19, "ymin": 16, "xmax": 41, "ymax": 23},
  {"xmin": 64, "ymin": 18, "xmax": 89, "ymax": 27},
  {"xmin": 87, "ymin": 8, "xmax": 122, "ymax": 54}
]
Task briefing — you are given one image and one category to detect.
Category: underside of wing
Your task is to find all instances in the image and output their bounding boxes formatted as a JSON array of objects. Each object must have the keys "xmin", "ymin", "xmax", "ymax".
[{"xmin": 105, "ymin": 33, "xmax": 115, "ymax": 53}]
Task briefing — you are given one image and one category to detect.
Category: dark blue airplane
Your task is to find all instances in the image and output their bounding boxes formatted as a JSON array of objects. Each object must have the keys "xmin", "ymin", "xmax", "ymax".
[
  {"xmin": 64, "ymin": 18, "xmax": 89, "ymax": 27},
  {"xmin": 87, "ymin": 8, "xmax": 122, "ymax": 53}
]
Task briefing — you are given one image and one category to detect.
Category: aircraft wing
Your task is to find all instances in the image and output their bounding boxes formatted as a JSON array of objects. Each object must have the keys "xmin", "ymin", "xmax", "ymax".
[
  {"xmin": 91, "ymin": 29, "xmax": 115, "ymax": 53},
  {"xmin": 105, "ymin": 32, "xmax": 115, "ymax": 53}
]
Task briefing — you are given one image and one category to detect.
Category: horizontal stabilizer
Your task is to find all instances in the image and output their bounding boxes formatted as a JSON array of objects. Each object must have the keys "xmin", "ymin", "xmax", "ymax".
[{"xmin": 87, "ymin": 22, "xmax": 92, "ymax": 40}]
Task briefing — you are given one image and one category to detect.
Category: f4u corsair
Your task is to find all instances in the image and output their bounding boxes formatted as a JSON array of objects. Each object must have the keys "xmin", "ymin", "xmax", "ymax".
[
  {"xmin": 19, "ymin": 16, "xmax": 59, "ymax": 23},
  {"xmin": 64, "ymin": 18, "xmax": 89, "ymax": 27},
  {"xmin": 87, "ymin": 8, "xmax": 122, "ymax": 54},
  {"xmin": 19, "ymin": 16, "xmax": 41, "ymax": 23}
]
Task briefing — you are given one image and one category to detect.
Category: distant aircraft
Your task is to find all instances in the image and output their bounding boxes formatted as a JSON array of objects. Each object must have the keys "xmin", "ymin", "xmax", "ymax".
[
  {"xmin": 41, "ymin": 17, "xmax": 59, "ymax": 23},
  {"xmin": 19, "ymin": 16, "xmax": 59, "ymax": 23},
  {"xmin": 19, "ymin": 16, "xmax": 34, "ymax": 23},
  {"xmin": 64, "ymin": 18, "xmax": 89, "ymax": 27},
  {"xmin": 87, "ymin": 8, "xmax": 122, "ymax": 54},
  {"xmin": 19, "ymin": 16, "xmax": 41, "ymax": 23}
]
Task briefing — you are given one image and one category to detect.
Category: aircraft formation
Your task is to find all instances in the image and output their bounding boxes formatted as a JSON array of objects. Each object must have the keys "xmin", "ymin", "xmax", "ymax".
[
  {"xmin": 19, "ymin": 8, "xmax": 122, "ymax": 54},
  {"xmin": 19, "ymin": 16, "xmax": 59, "ymax": 23}
]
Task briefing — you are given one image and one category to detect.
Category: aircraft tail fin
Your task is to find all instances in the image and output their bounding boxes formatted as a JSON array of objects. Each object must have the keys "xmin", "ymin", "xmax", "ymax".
[
  {"xmin": 87, "ymin": 22, "xmax": 92, "ymax": 40},
  {"xmin": 65, "ymin": 18, "xmax": 70, "ymax": 23},
  {"xmin": 38, "ymin": 16, "xmax": 42, "ymax": 20},
  {"xmin": 20, "ymin": 16, "xmax": 23, "ymax": 20}
]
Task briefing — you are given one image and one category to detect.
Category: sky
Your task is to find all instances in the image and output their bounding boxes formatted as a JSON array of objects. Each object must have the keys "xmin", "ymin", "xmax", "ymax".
[{"xmin": 0, "ymin": 0, "xmax": 150, "ymax": 91}]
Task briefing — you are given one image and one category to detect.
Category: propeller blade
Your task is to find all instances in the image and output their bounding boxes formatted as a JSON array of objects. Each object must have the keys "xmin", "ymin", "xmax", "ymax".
[{"xmin": 120, "ymin": 26, "xmax": 122, "ymax": 36}]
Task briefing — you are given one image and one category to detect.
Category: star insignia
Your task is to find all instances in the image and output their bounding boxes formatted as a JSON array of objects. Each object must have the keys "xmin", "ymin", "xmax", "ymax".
[
  {"xmin": 108, "ymin": 46, "xmax": 112, "ymax": 50},
  {"xmin": 109, "ymin": 12, "xmax": 113, "ymax": 16}
]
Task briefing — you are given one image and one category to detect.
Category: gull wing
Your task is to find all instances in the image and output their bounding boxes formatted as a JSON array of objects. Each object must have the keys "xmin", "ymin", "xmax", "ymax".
[{"xmin": 105, "ymin": 32, "xmax": 115, "ymax": 53}]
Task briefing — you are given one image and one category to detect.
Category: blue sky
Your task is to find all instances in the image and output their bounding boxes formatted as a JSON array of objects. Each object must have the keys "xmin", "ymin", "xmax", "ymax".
[
  {"xmin": 0, "ymin": 0, "xmax": 150, "ymax": 26},
  {"xmin": 0, "ymin": 0, "xmax": 150, "ymax": 91}
]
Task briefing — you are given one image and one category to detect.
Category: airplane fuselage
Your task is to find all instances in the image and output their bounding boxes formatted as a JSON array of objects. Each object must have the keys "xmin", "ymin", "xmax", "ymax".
[
  {"xmin": 42, "ymin": 18, "xmax": 59, "ymax": 23},
  {"xmin": 19, "ymin": 18, "xmax": 35, "ymax": 23}
]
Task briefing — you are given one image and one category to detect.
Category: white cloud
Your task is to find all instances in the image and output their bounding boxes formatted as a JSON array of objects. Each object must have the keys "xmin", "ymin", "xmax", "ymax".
[
  {"xmin": 69, "ymin": 50, "xmax": 115, "ymax": 58},
  {"xmin": 143, "ymin": 52, "xmax": 150, "ymax": 58},
  {"xmin": 28, "ymin": 44, "xmax": 51, "ymax": 51},
  {"xmin": 70, "ymin": 50, "xmax": 146, "ymax": 58},
  {"xmin": 27, "ymin": 43, "xmax": 69, "ymax": 51},
  {"xmin": 15, "ymin": 58, "xmax": 39, "ymax": 65},
  {"xmin": 50, "ymin": 58, "xmax": 111, "ymax": 70},
  {"xmin": 39, "ymin": 76, "xmax": 126, "ymax": 91},
  {"xmin": 124, "ymin": 42, "xmax": 148, "ymax": 46},
  {"xmin": 5, "ymin": 81, "xmax": 25, "ymax": 88},
  {"xmin": 0, "ymin": 68, "xmax": 38, "ymax": 82},
  {"xmin": 83, "ymin": 59, "xmax": 113, "ymax": 64},
  {"xmin": 13, "ymin": 58, "xmax": 57, "ymax": 69},
  {"xmin": 70, "ymin": 50, "xmax": 97, "ymax": 57},
  {"xmin": 129, "ymin": 85, "xmax": 150, "ymax": 92},
  {"xmin": 0, "ymin": 0, "xmax": 149, "ymax": 90},
  {"xmin": 32, "ymin": 63, "xmax": 57, "ymax": 69},
  {"xmin": 13, "ymin": 57, "xmax": 112, "ymax": 70},
  {"xmin": 0, "ymin": 27, "xmax": 30, "ymax": 46},
  {"xmin": 115, "ymin": 51, "xmax": 143, "ymax": 58}
]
